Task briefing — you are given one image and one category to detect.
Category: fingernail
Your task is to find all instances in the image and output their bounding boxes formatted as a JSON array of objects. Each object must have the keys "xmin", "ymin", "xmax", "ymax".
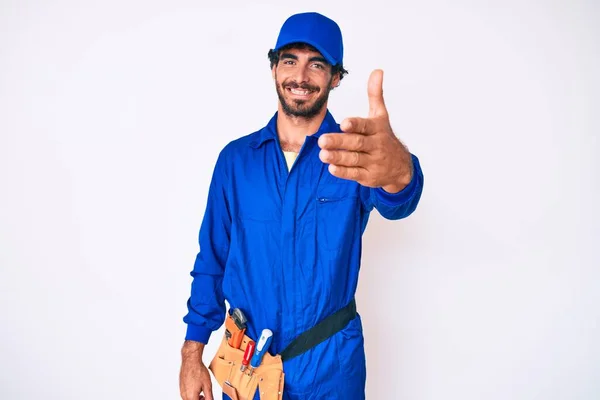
[
  {"xmin": 320, "ymin": 150, "xmax": 329, "ymax": 160},
  {"xmin": 319, "ymin": 136, "xmax": 328, "ymax": 146}
]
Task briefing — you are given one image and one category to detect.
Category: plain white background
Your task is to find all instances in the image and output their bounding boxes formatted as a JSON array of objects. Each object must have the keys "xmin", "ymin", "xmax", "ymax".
[{"xmin": 1, "ymin": 0, "xmax": 598, "ymax": 399}]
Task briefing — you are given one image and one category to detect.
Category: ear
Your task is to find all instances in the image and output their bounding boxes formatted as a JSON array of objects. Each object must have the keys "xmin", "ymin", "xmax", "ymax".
[
  {"xmin": 330, "ymin": 72, "xmax": 341, "ymax": 89},
  {"xmin": 271, "ymin": 65, "xmax": 276, "ymax": 80}
]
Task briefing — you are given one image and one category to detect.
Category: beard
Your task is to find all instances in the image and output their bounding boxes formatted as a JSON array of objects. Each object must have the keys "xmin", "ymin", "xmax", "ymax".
[{"xmin": 275, "ymin": 74, "xmax": 334, "ymax": 119}]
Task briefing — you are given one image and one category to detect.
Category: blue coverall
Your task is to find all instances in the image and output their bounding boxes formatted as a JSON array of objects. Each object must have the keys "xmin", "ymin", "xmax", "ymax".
[{"xmin": 183, "ymin": 110, "xmax": 424, "ymax": 399}]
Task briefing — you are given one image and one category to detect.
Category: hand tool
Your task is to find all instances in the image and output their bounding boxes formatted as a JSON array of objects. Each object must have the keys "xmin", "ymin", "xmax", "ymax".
[
  {"xmin": 240, "ymin": 340, "xmax": 256, "ymax": 372},
  {"xmin": 249, "ymin": 329, "xmax": 273, "ymax": 376},
  {"xmin": 232, "ymin": 308, "xmax": 248, "ymax": 328},
  {"xmin": 225, "ymin": 308, "xmax": 247, "ymax": 349}
]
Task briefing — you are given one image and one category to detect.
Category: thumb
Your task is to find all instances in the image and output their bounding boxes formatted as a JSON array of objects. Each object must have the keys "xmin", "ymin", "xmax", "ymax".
[{"xmin": 368, "ymin": 69, "xmax": 388, "ymax": 118}]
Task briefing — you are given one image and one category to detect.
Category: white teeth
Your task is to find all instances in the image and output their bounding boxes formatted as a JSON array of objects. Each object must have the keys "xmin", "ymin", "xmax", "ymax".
[{"xmin": 290, "ymin": 88, "xmax": 310, "ymax": 95}]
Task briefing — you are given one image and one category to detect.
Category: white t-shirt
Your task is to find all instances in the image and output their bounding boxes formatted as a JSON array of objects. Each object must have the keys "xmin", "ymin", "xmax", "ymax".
[{"xmin": 283, "ymin": 151, "xmax": 298, "ymax": 171}]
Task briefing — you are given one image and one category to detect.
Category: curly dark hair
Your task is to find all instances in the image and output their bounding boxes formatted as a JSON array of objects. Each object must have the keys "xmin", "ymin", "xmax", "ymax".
[{"xmin": 268, "ymin": 42, "xmax": 349, "ymax": 81}]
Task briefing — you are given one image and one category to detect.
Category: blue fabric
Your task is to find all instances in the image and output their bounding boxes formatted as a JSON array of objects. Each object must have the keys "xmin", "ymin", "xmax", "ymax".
[
  {"xmin": 274, "ymin": 12, "xmax": 344, "ymax": 66},
  {"xmin": 184, "ymin": 110, "xmax": 424, "ymax": 399},
  {"xmin": 223, "ymin": 392, "xmax": 260, "ymax": 400}
]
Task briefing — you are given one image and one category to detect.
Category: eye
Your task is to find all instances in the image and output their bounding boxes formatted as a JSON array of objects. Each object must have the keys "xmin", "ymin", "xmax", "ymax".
[
  {"xmin": 312, "ymin": 63, "xmax": 325, "ymax": 69},
  {"xmin": 282, "ymin": 60, "xmax": 295, "ymax": 65}
]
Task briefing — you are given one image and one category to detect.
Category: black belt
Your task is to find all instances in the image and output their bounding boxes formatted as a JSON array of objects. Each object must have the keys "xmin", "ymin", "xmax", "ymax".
[{"xmin": 279, "ymin": 298, "xmax": 357, "ymax": 361}]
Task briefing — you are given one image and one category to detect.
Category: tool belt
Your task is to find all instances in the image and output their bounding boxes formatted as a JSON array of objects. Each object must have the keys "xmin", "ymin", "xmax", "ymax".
[{"xmin": 209, "ymin": 298, "xmax": 357, "ymax": 400}]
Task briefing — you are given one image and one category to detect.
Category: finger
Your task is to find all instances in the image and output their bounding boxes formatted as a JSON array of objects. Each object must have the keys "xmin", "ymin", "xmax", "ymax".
[
  {"xmin": 368, "ymin": 69, "xmax": 388, "ymax": 118},
  {"xmin": 340, "ymin": 117, "xmax": 378, "ymax": 136},
  {"xmin": 318, "ymin": 133, "xmax": 374, "ymax": 152},
  {"xmin": 328, "ymin": 164, "xmax": 369, "ymax": 183},
  {"xmin": 203, "ymin": 383, "xmax": 214, "ymax": 400},
  {"xmin": 320, "ymin": 149, "xmax": 368, "ymax": 167}
]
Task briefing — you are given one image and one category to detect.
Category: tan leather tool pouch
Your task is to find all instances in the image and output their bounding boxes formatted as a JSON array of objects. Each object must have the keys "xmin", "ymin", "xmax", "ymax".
[{"xmin": 209, "ymin": 334, "xmax": 285, "ymax": 400}]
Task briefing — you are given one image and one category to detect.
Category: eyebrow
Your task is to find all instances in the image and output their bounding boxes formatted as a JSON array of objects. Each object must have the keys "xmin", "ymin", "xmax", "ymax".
[
  {"xmin": 280, "ymin": 53, "xmax": 298, "ymax": 60},
  {"xmin": 280, "ymin": 53, "xmax": 329, "ymax": 65},
  {"xmin": 309, "ymin": 56, "xmax": 328, "ymax": 64}
]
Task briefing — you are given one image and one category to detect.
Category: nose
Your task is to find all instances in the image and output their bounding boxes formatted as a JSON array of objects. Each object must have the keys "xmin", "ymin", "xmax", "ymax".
[{"xmin": 292, "ymin": 64, "xmax": 310, "ymax": 85}]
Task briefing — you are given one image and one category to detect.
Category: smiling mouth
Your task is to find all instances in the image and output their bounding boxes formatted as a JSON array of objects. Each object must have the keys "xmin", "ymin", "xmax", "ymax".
[{"xmin": 286, "ymin": 87, "xmax": 315, "ymax": 96}]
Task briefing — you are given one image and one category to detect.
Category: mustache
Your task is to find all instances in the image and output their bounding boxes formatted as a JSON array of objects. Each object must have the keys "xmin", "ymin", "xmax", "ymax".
[{"xmin": 283, "ymin": 81, "xmax": 320, "ymax": 92}]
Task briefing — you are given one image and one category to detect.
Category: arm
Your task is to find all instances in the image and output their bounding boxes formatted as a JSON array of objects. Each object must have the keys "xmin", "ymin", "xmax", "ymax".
[
  {"xmin": 180, "ymin": 150, "xmax": 231, "ymax": 400},
  {"xmin": 183, "ymin": 148, "xmax": 232, "ymax": 344},
  {"xmin": 180, "ymin": 340, "xmax": 213, "ymax": 400},
  {"xmin": 362, "ymin": 153, "xmax": 424, "ymax": 220},
  {"xmin": 317, "ymin": 69, "xmax": 424, "ymax": 218}
]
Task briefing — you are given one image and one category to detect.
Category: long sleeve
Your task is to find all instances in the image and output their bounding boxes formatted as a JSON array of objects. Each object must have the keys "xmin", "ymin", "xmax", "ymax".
[
  {"xmin": 183, "ymin": 149, "xmax": 231, "ymax": 344},
  {"xmin": 361, "ymin": 153, "xmax": 424, "ymax": 220}
]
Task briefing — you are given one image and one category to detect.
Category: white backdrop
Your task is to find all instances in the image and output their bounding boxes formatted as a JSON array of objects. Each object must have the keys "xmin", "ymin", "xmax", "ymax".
[{"xmin": 1, "ymin": 0, "xmax": 599, "ymax": 399}]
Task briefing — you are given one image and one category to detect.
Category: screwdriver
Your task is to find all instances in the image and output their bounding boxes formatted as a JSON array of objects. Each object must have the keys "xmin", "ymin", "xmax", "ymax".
[
  {"xmin": 249, "ymin": 329, "xmax": 273, "ymax": 376},
  {"xmin": 240, "ymin": 340, "xmax": 256, "ymax": 372}
]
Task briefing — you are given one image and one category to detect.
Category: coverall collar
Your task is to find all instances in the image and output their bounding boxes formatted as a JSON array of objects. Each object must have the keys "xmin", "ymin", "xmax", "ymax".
[{"xmin": 249, "ymin": 109, "xmax": 339, "ymax": 149}]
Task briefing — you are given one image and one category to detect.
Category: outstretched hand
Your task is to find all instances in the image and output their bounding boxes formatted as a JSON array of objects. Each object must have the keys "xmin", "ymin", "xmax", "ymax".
[{"xmin": 318, "ymin": 69, "xmax": 413, "ymax": 193}]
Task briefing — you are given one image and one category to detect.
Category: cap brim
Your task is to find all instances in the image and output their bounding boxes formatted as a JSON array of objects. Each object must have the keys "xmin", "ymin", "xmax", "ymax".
[{"xmin": 275, "ymin": 38, "xmax": 338, "ymax": 66}]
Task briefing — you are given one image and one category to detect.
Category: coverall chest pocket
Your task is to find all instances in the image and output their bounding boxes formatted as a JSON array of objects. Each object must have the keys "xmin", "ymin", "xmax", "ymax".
[{"xmin": 315, "ymin": 182, "xmax": 360, "ymax": 252}]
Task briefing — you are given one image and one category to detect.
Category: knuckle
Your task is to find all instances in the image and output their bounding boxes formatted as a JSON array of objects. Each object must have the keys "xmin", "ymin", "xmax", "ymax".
[
  {"xmin": 335, "ymin": 151, "xmax": 343, "ymax": 163},
  {"xmin": 343, "ymin": 135, "xmax": 351, "ymax": 148},
  {"xmin": 356, "ymin": 135, "xmax": 365, "ymax": 149},
  {"xmin": 360, "ymin": 121, "xmax": 367, "ymax": 134}
]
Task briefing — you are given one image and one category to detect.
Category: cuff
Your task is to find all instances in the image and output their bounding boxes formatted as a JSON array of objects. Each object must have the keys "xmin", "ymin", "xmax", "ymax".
[
  {"xmin": 185, "ymin": 324, "xmax": 212, "ymax": 344},
  {"xmin": 374, "ymin": 154, "xmax": 421, "ymax": 207}
]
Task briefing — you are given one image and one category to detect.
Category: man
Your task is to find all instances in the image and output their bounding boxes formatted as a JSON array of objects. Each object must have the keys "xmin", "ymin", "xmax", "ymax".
[{"xmin": 179, "ymin": 12, "xmax": 424, "ymax": 400}]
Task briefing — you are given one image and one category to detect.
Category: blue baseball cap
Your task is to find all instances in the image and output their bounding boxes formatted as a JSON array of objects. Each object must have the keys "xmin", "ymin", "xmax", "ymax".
[{"xmin": 273, "ymin": 12, "xmax": 344, "ymax": 66}]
